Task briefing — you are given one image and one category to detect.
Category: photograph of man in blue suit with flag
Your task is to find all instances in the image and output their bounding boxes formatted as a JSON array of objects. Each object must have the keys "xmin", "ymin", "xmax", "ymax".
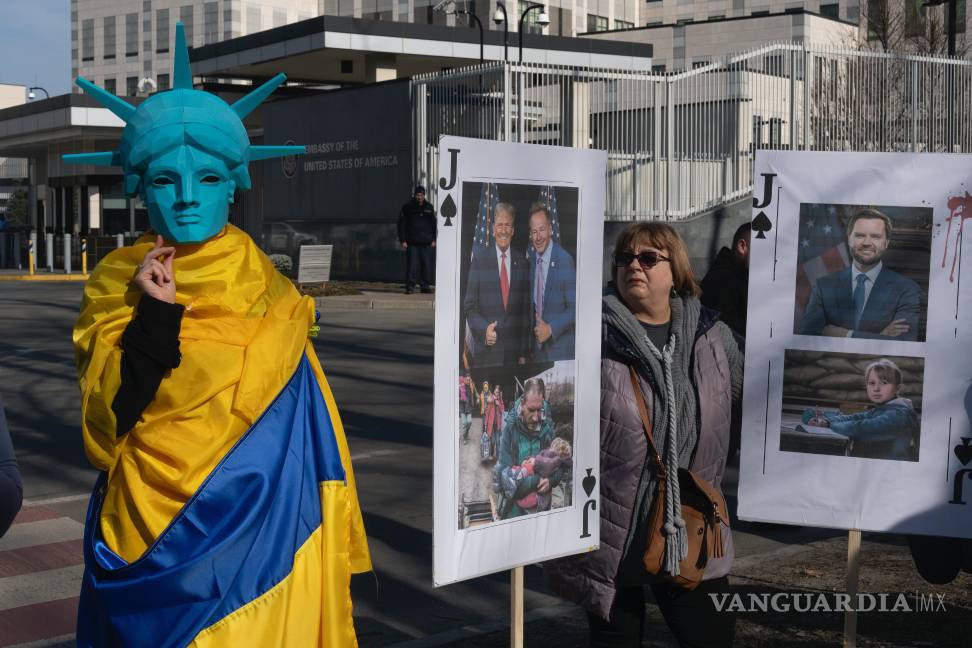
[
  {"xmin": 797, "ymin": 207, "xmax": 926, "ymax": 341},
  {"xmin": 527, "ymin": 201, "xmax": 576, "ymax": 362}
]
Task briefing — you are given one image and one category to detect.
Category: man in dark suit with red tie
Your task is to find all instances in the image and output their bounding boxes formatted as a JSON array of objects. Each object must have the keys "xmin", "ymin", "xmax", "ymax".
[{"xmin": 463, "ymin": 202, "xmax": 529, "ymax": 368}]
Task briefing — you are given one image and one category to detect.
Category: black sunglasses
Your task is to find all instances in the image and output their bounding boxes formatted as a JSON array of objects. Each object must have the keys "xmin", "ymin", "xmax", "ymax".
[{"xmin": 614, "ymin": 251, "xmax": 671, "ymax": 269}]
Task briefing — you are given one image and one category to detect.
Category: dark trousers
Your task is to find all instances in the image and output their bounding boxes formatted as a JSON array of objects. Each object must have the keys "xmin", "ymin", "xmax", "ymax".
[
  {"xmin": 406, "ymin": 243, "xmax": 434, "ymax": 289},
  {"xmin": 587, "ymin": 577, "xmax": 735, "ymax": 648}
]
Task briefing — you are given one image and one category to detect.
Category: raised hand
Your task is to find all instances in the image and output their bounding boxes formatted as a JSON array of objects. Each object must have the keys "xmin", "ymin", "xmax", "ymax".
[
  {"xmin": 485, "ymin": 321, "xmax": 498, "ymax": 346},
  {"xmin": 135, "ymin": 235, "xmax": 177, "ymax": 304}
]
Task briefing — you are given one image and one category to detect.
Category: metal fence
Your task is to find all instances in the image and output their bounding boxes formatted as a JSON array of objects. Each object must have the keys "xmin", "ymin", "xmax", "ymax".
[{"xmin": 411, "ymin": 43, "xmax": 972, "ymax": 220}]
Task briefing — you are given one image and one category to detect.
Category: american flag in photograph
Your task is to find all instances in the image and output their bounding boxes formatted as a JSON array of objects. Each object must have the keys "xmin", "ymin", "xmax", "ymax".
[
  {"xmin": 538, "ymin": 186, "xmax": 561, "ymax": 244},
  {"xmin": 473, "ymin": 182, "xmax": 500, "ymax": 257},
  {"xmin": 795, "ymin": 204, "xmax": 850, "ymax": 312}
]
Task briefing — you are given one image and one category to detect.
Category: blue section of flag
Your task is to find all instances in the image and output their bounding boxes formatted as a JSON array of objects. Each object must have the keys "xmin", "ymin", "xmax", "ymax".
[
  {"xmin": 76, "ymin": 355, "xmax": 345, "ymax": 648},
  {"xmin": 538, "ymin": 186, "xmax": 561, "ymax": 245},
  {"xmin": 798, "ymin": 204, "xmax": 847, "ymax": 263},
  {"xmin": 473, "ymin": 183, "xmax": 499, "ymax": 257}
]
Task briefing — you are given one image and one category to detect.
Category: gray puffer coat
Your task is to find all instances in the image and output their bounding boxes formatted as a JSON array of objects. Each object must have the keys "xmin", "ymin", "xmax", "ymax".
[{"xmin": 544, "ymin": 293, "xmax": 743, "ymax": 620}]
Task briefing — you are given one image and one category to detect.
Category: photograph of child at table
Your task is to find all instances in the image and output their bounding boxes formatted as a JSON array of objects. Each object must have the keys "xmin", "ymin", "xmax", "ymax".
[{"xmin": 780, "ymin": 352, "xmax": 922, "ymax": 462}]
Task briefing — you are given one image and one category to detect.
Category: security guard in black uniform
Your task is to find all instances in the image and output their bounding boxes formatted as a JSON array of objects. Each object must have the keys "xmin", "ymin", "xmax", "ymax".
[{"xmin": 397, "ymin": 185, "xmax": 437, "ymax": 294}]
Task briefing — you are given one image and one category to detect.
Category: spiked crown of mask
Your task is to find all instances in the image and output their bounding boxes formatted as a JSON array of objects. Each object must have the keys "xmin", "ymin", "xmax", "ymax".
[{"xmin": 62, "ymin": 22, "xmax": 303, "ymax": 196}]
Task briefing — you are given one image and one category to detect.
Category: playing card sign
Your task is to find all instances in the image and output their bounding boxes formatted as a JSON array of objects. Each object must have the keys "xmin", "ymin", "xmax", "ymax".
[
  {"xmin": 738, "ymin": 150, "xmax": 972, "ymax": 539},
  {"xmin": 432, "ymin": 137, "xmax": 606, "ymax": 586}
]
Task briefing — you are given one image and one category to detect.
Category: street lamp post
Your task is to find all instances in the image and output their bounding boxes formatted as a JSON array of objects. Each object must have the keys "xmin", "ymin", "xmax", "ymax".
[
  {"xmin": 455, "ymin": 9, "xmax": 485, "ymax": 65},
  {"xmin": 922, "ymin": 0, "xmax": 957, "ymax": 56},
  {"xmin": 493, "ymin": 2, "xmax": 508, "ymax": 62},
  {"xmin": 518, "ymin": 4, "xmax": 550, "ymax": 63},
  {"xmin": 27, "ymin": 86, "xmax": 50, "ymax": 101}
]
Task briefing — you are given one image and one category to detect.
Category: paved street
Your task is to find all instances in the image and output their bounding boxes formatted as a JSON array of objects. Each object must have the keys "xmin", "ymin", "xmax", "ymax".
[{"xmin": 1, "ymin": 282, "xmax": 971, "ymax": 647}]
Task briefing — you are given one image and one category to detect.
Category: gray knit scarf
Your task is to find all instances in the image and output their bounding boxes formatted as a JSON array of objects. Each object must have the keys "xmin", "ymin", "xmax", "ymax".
[{"xmin": 603, "ymin": 292, "xmax": 701, "ymax": 577}]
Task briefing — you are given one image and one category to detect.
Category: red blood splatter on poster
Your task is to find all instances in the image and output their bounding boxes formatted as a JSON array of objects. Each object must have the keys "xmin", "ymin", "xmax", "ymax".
[{"xmin": 943, "ymin": 192, "xmax": 972, "ymax": 283}]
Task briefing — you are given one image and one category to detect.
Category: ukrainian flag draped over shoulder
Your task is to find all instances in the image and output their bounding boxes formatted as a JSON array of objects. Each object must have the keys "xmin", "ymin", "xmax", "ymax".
[{"xmin": 73, "ymin": 225, "xmax": 371, "ymax": 647}]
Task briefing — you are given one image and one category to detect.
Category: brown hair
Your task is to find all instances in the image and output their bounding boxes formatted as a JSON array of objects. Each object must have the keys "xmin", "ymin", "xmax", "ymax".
[
  {"xmin": 528, "ymin": 202, "xmax": 550, "ymax": 223},
  {"xmin": 612, "ymin": 222, "xmax": 701, "ymax": 297},
  {"xmin": 847, "ymin": 208, "xmax": 893, "ymax": 239},
  {"xmin": 865, "ymin": 358, "xmax": 903, "ymax": 386}
]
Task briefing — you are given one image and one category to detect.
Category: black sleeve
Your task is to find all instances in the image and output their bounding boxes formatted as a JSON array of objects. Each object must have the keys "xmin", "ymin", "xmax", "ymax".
[
  {"xmin": 111, "ymin": 295, "xmax": 185, "ymax": 437},
  {"xmin": 0, "ymin": 396, "xmax": 23, "ymax": 537}
]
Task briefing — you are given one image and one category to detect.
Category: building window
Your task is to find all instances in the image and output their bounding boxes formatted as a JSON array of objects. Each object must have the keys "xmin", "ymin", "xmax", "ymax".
[
  {"xmin": 397, "ymin": 0, "xmax": 409, "ymax": 22},
  {"xmin": 693, "ymin": 60, "xmax": 710, "ymax": 68},
  {"xmin": 651, "ymin": 63, "xmax": 666, "ymax": 73},
  {"xmin": 82, "ymin": 18, "xmax": 94, "ymax": 61},
  {"xmin": 126, "ymin": 13, "xmax": 138, "ymax": 56},
  {"xmin": 104, "ymin": 78, "xmax": 117, "ymax": 95},
  {"xmin": 586, "ymin": 14, "xmax": 608, "ymax": 32},
  {"xmin": 247, "ymin": 5, "xmax": 261, "ymax": 33},
  {"xmin": 750, "ymin": 10, "xmax": 770, "ymax": 17},
  {"xmin": 367, "ymin": 0, "xmax": 394, "ymax": 21},
  {"xmin": 614, "ymin": 19, "xmax": 634, "ymax": 29},
  {"xmin": 676, "ymin": 18, "xmax": 693, "ymax": 25},
  {"xmin": 181, "ymin": 5, "xmax": 194, "ymax": 43},
  {"xmin": 710, "ymin": 15, "xmax": 725, "ymax": 20},
  {"xmin": 104, "ymin": 16, "xmax": 116, "ymax": 59},
  {"xmin": 646, "ymin": 21, "xmax": 663, "ymax": 26},
  {"xmin": 819, "ymin": 3, "xmax": 839, "ymax": 19},
  {"xmin": 157, "ymin": 73, "xmax": 170, "ymax": 91},
  {"xmin": 867, "ymin": 0, "xmax": 885, "ymax": 39},
  {"xmin": 904, "ymin": 0, "xmax": 926, "ymax": 36},
  {"xmin": 127, "ymin": 76, "xmax": 139, "ymax": 97},
  {"xmin": 273, "ymin": 7, "xmax": 287, "ymax": 27},
  {"xmin": 204, "ymin": 2, "xmax": 218, "ymax": 44},
  {"xmin": 325, "ymin": 0, "xmax": 355, "ymax": 18},
  {"xmin": 156, "ymin": 8, "xmax": 169, "ymax": 52}
]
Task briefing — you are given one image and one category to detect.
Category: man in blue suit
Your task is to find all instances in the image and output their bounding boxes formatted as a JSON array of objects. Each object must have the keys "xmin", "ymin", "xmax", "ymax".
[
  {"xmin": 463, "ymin": 203, "xmax": 529, "ymax": 367},
  {"xmin": 527, "ymin": 204, "xmax": 576, "ymax": 362},
  {"xmin": 799, "ymin": 208, "xmax": 922, "ymax": 341}
]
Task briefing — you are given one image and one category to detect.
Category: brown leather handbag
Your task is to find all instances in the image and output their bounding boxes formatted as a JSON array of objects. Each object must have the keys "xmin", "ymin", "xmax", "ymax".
[{"xmin": 628, "ymin": 366, "xmax": 728, "ymax": 590}]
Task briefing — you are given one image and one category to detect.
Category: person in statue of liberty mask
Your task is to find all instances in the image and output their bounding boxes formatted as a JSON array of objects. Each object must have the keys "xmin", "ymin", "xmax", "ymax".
[{"xmin": 68, "ymin": 23, "xmax": 370, "ymax": 648}]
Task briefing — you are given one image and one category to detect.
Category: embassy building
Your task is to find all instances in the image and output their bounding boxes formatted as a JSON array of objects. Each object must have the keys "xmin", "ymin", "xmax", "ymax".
[{"xmin": 0, "ymin": 15, "xmax": 650, "ymax": 279}]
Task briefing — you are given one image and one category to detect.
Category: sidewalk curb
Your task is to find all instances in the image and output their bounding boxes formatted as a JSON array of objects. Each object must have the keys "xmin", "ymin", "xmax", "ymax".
[
  {"xmin": 0, "ymin": 274, "xmax": 90, "ymax": 282},
  {"xmin": 315, "ymin": 295, "xmax": 435, "ymax": 311}
]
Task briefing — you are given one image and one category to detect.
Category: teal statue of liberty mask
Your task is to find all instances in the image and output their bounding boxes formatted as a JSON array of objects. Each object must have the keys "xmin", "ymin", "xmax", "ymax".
[{"xmin": 63, "ymin": 23, "xmax": 303, "ymax": 244}]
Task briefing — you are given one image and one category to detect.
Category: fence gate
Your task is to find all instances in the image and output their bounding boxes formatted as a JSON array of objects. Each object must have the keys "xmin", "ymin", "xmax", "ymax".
[{"xmin": 412, "ymin": 44, "xmax": 972, "ymax": 221}]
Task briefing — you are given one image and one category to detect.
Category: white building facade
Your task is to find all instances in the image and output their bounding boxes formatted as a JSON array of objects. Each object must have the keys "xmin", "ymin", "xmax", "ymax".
[{"xmin": 71, "ymin": 0, "xmax": 321, "ymax": 95}]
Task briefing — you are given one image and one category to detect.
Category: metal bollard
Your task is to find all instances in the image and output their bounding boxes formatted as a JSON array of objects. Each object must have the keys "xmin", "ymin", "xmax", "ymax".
[
  {"xmin": 63, "ymin": 233, "xmax": 72, "ymax": 274},
  {"xmin": 12, "ymin": 232, "xmax": 21, "ymax": 269},
  {"xmin": 116, "ymin": 233, "xmax": 124, "ymax": 249},
  {"xmin": 45, "ymin": 233, "xmax": 54, "ymax": 271},
  {"xmin": 28, "ymin": 231, "xmax": 36, "ymax": 275},
  {"xmin": 81, "ymin": 238, "xmax": 88, "ymax": 275}
]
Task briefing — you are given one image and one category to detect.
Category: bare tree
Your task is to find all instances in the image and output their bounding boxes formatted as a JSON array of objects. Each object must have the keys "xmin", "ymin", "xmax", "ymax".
[{"xmin": 858, "ymin": 0, "xmax": 969, "ymax": 58}]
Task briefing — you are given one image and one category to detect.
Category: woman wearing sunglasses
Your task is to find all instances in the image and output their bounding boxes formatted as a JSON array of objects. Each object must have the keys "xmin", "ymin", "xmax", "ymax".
[{"xmin": 546, "ymin": 223, "xmax": 743, "ymax": 647}]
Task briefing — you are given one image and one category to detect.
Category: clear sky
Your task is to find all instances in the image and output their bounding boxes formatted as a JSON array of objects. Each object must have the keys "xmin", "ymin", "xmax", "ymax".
[{"xmin": 0, "ymin": 1, "xmax": 71, "ymax": 97}]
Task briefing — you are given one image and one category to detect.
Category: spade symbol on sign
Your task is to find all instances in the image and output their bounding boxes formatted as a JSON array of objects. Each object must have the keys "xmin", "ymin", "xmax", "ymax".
[
  {"xmin": 440, "ymin": 194, "xmax": 457, "ymax": 227},
  {"xmin": 955, "ymin": 437, "xmax": 972, "ymax": 466},
  {"xmin": 582, "ymin": 468, "xmax": 596, "ymax": 497},
  {"xmin": 752, "ymin": 211, "xmax": 772, "ymax": 239}
]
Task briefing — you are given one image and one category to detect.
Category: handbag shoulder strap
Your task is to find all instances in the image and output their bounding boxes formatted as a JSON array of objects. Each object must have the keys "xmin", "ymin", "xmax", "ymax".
[{"xmin": 627, "ymin": 364, "xmax": 665, "ymax": 474}]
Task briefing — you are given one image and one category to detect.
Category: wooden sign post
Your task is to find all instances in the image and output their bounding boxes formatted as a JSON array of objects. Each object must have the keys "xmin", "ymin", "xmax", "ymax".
[
  {"xmin": 511, "ymin": 566, "xmax": 524, "ymax": 648},
  {"xmin": 842, "ymin": 529, "xmax": 862, "ymax": 648}
]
